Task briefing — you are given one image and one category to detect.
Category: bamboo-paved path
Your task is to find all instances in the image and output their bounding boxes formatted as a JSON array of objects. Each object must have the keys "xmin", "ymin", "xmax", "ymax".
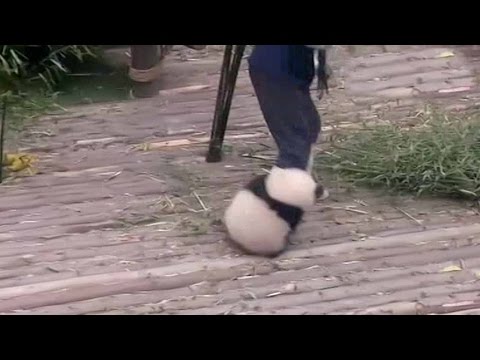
[{"xmin": 1, "ymin": 45, "xmax": 480, "ymax": 315}]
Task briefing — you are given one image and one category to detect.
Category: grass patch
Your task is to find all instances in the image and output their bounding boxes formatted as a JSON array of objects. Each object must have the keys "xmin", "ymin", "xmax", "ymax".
[
  {"xmin": 3, "ymin": 54, "xmax": 131, "ymax": 133},
  {"xmin": 54, "ymin": 62, "xmax": 131, "ymax": 107},
  {"xmin": 316, "ymin": 110, "xmax": 480, "ymax": 200},
  {"xmin": 2, "ymin": 91, "xmax": 61, "ymax": 132}
]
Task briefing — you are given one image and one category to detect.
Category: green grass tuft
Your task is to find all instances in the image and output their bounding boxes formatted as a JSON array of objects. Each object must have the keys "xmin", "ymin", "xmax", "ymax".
[{"xmin": 316, "ymin": 110, "xmax": 480, "ymax": 200}]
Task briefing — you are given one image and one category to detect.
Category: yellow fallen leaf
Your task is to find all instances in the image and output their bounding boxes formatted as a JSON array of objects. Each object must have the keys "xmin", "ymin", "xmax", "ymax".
[
  {"xmin": 2, "ymin": 153, "xmax": 17, "ymax": 166},
  {"xmin": 2, "ymin": 153, "xmax": 38, "ymax": 174},
  {"xmin": 440, "ymin": 265, "xmax": 463, "ymax": 273},
  {"xmin": 436, "ymin": 51, "xmax": 455, "ymax": 59},
  {"xmin": 8, "ymin": 159, "xmax": 26, "ymax": 172}
]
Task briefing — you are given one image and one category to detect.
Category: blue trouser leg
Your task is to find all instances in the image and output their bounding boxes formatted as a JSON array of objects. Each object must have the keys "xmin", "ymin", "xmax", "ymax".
[{"xmin": 249, "ymin": 69, "xmax": 321, "ymax": 170}]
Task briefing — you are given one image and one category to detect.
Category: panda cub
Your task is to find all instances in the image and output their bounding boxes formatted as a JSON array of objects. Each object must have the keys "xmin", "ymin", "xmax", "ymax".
[{"xmin": 224, "ymin": 166, "xmax": 326, "ymax": 257}]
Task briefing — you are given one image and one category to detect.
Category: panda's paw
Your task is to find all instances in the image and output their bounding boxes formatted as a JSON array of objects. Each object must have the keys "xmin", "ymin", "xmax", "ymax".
[{"xmin": 315, "ymin": 184, "xmax": 329, "ymax": 201}]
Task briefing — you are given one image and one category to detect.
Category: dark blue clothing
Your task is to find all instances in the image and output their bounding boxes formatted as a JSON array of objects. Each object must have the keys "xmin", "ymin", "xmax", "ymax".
[
  {"xmin": 248, "ymin": 45, "xmax": 321, "ymax": 170},
  {"xmin": 248, "ymin": 45, "xmax": 315, "ymax": 88}
]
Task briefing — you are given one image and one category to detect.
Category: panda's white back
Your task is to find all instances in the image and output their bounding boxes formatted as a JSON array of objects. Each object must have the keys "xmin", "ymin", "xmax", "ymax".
[{"xmin": 224, "ymin": 189, "xmax": 290, "ymax": 256}]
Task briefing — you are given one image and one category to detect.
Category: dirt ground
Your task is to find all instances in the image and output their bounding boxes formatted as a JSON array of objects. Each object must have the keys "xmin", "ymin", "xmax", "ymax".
[{"xmin": 1, "ymin": 45, "xmax": 480, "ymax": 315}]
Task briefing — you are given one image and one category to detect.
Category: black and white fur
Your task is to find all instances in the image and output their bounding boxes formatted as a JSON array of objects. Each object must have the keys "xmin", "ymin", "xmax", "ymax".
[{"xmin": 224, "ymin": 167, "xmax": 323, "ymax": 257}]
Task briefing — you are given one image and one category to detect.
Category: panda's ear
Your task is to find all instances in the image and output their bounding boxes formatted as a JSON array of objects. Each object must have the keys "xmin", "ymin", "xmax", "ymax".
[{"xmin": 266, "ymin": 167, "xmax": 317, "ymax": 208}]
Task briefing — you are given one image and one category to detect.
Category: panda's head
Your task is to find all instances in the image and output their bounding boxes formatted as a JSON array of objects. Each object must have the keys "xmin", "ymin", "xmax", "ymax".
[{"xmin": 265, "ymin": 166, "xmax": 317, "ymax": 209}]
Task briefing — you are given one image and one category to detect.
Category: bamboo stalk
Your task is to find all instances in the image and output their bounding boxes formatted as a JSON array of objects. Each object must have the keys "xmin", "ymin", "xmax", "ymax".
[
  {"xmin": 279, "ymin": 223, "xmax": 480, "ymax": 260},
  {"xmin": 0, "ymin": 257, "xmax": 268, "ymax": 301}
]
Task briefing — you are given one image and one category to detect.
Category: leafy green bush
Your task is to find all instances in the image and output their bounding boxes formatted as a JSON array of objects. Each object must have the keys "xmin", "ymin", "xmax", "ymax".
[{"xmin": 0, "ymin": 45, "xmax": 97, "ymax": 92}]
